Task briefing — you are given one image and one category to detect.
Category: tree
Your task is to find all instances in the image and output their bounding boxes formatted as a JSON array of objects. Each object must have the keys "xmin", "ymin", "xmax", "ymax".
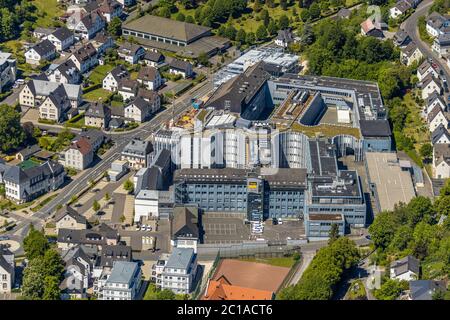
[
  {"xmin": 260, "ymin": 9, "xmax": 270, "ymax": 27},
  {"xmin": 158, "ymin": 289, "xmax": 176, "ymax": 300},
  {"xmin": 185, "ymin": 15, "xmax": 195, "ymax": 23},
  {"xmin": 328, "ymin": 223, "xmax": 340, "ymax": 244},
  {"xmin": 278, "ymin": 237, "xmax": 359, "ymax": 300},
  {"xmin": 236, "ymin": 28, "xmax": 247, "ymax": 44},
  {"xmin": 23, "ymin": 225, "xmax": 49, "ymax": 260},
  {"xmin": 280, "ymin": 0, "xmax": 288, "ymax": 10},
  {"xmin": 107, "ymin": 17, "xmax": 122, "ymax": 37},
  {"xmin": 105, "ymin": 193, "xmax": 110, "ymax": 201},
  {"xmin": 267, "ymin": 20, "xmax": 278, "ymax": 36},
  {"xmin": 0, "ymin": 104, "xmax": 25, "ymax": 152},
  {"xmin": 279, "ymin": 14, "xmax": 290, "ymax": 30},
  {"xmin": 420, "ymin": 143, "xmax": 433, "ymax": 162},
  {"xmin": 92, "ymin": 200, "xmax": 100, "ymax": 212},
  {"xmin": 246, "ymin": 31, "xmax": 256, "ymax": 44},
  {"xmin": 300, "ymin": 9, "xmax": 310, "ymax": 22},
  {"xmin": 309, "ymin": 3, "xmax": 321, "ymax": 19},
  {"xmin": 197, "ymin": 51, "xmax": 210, "ymax": 66},
  {"xmin": 21, "ymin": 258, "xmax": 45, "ymax": 299},
  {"xmin": 42, "ymin": 249, "xmax": 64, "ymax": 279},
  {"xmin": 374, "ymin": 279, "xmax": 407, "ymax": 300},
  {"xmin": 176, "ymin": 12, "xmax": 186, "ymax": 21},
  {"xmin": 224, "ymin": 25, "xmax": 237, "ymax": 40},
  {"xmin": 407, "ymin": 196, "xmax": 434, "ymax": 226},
  {"xmin": 368, "ymin": 212, "xmax": 398, "ymax": 249},
  {"xmin": 123, "ymin": 179, "xmax": 134, "ymax": 194},
  {"xmin": 265, "ymin": 0, "xmax": 275, "ymax": 8},
  {"xmin": 256, "ymin": 25, "xmax": 268, "ymax": 41},
  {"xmin": 42, "ymin": 276, "xmax": 61, "ymax": 300},
  {"xmin": 253, "ymin": 0, "xmax": 262, "ymax": 13}
]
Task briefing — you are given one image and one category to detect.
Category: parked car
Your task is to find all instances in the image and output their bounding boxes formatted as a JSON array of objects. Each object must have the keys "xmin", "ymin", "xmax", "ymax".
[{"xmin": 0, "ymin": 236, "xmax": 10, "ymax": 241}]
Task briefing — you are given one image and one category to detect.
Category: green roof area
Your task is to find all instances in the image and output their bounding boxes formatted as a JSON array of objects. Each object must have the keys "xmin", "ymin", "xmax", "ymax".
[
  {"xmin": 18, "ymin": 159, "xmax": 41, "ymax": 170},
  {"xmin": 290, "ymin": 122, "xmax": 361, "ymax": 139}
]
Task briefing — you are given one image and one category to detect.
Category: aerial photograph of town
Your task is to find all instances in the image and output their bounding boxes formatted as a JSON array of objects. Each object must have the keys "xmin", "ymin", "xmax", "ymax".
[{"xmin": 0, "ymin": 0, "xmax": 449, "ymax": 309}]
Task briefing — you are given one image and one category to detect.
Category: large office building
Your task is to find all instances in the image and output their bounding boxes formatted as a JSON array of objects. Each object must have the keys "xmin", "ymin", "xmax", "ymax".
[{"xmin": 173, "ymin": 138, "xmax": 365, "ymax": 226}]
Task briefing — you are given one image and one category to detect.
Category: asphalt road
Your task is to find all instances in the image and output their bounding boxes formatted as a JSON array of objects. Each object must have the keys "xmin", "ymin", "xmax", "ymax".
[{"xmin": 402, "ymin": 0, "xmax": 450, "ymax": 85}]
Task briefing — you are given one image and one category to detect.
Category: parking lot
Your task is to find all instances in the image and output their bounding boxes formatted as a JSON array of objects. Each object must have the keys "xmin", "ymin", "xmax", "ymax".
[
  {"xmin": 201, "ymin": 212, "xmax": 306, "ymax": 244},
  {"xmin": 202, "ymin": 212, "xmax": 251, "ymax": 244}
]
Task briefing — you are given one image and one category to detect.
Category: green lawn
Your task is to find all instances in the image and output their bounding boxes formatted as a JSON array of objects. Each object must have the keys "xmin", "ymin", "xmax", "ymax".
[
  {"xmin": 402, "ymin": 92, "xmax": 430, "ymax": 151},
  {"xmin": 89, "ymin": 64, "xmax": 115, "ymax": 85},
  {"xmin": 238, "ymin": 256, "xmax": 296, "ymax": 268},
  {"xmin": 83, "ymin": 88, "xmax": 111, "ymax": 102},
  {"xmin": 172, "ymin": 1, "xmax": 305, "ymax": 33},
  {"xmin": 32, "ymin": 0, "xmax": 65, "ymax": 28}
]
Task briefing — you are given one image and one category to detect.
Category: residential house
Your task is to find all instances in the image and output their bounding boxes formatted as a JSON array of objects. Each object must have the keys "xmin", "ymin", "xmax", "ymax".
[
  {"xmin": 336, "ymin": 8, "xmax": 351, "ymax": 19},
  {"xmin": 417, "ymin": 61, "xmax": 438, "ymax": 81},
  {"xmin": 142, "ymin": 51, "xmax": 165, "ymax": 68},
  {"xmin": 401, "ymin": 42, "xmax": 423, "ymax": 66},
  {"xmin": 433, "ymin": 143, "xmax": 450, "ymax": 178},
  {"xmin": 426, "ymin": 12, "xmax": 450, "ymax": 38},
  {"xmin": 19, "ymin": 79, "xmax": 82, "ymax": 109},
  {"xmin": 138, "ymin": 88, "xmax": 160, "ymax": 112},
  {"xmin": 118, "ymin": 43, "xmax": 145, "ymax": 64},
  {"xmin": 99, "ymin": 261, "xmax": 141, "ymax": 300},
  {"xmin": 103, "ymin": 65, "xmax": 129, "ymax": 91},
  {"xmin": 15, "ymin": 144, "xmax": 41, "ymax": 162},
  {"xmin": 48, "ymin": 60, "xmax": 81, "ymax": 84},
  {"xmin": 60, "ymin": 245, "xmax": 93, "ymax": 299},
  {"xmin": 203, "ymin": 276, "xmax": 273, "ymax": 300},
  {"xmin": 124, "ymin": 97, "xmax": 153, "ymax": 122},
  {"xmin": 73, "ymin": 11, "xmax": 106, "ymax": 40},
  {"xmin": 409, "ymin": 280, "xmax": 447, "ymax": 300},
  {"xmin": 426, "ymin": 92, "xmax": 446, "ymax": 115},
  {"xmin": 85, "ymin": 102, "xmax": 111, "ymax": 129},
  {"xmin": 121, "ymin": 138, "xmax": 153, "ymax": 170},
  {"xmin": 0, "ymin": 246, "xmax": 14, "ymax": 294},
  {"xmin": 3, "ymin": 160, "xmax": 65, "ymax": 203},
  {"xmin": 33, "ymin": 27, "xmax": 56, "ymax": 39},
  {"xmin": 79, "ymin": 128, "xmax": 106, "ymax": 152},
  {"xmin": 432, "ymin": 33, "xmax": 450, "ymax": 57},
  {"xmin": 137, "ymin": 66, "xmax": 161, "ymax": 91},
  {"xmin": 46, "ymin": 27, "xmax": 75, "ymax": 52},
  {"xmin": 25, "ymin": 39, "xmax": 56, "ymax": 65},
  {"xmin": 393, "ymin": 29, "xmax": 411, "ymax": 47},
  {"xmin": 421, "ymin": 74, "xmax": 442, "ymax": 100},
  {"xmin": 431, "ymin": 124, "xmax": 450, "ymax": 144},
  {"xmin": 117, "ymin": 0, "xmax": 135, "ymax": 6},
  {"xmin": 91, "ymin": 31, "xmax": 114, "ymax": 55},
  {"xmin": 55, "ymin": 205, "xmax": 88, "ymax": 233},
  {"xmin": 39, "ymin": 87, "xmax": 72, "ymax": 122},
  {"xmin": 168, "ymin": 59, "xmax": 193, "ymax": 79},
  {"xmin": 171, "ymin": 206, "xmax": 199, "ymax": 253},
  {"xmin": 97, "ymin": 0, "xmax": 123, "ymax": 23},
  {"xmin": 274, "ymin": 29, "xmax": 294, "ymax": 48},
  {"xmin": 63, "ymin": 137, "xmax": 94, "ymax": 170},
  {"xmin": 69, "ymin": 43, "xmax": 98, "ymax": 73},
  {"xmin": 427, "ymin": 104, "xmax": 448, "ymax": 132},
  {"xmin": 389, "ymin": 1, "xmax": 412, "ymax": 19},
  {"xmin": 0, "ymin": 52, "xmax": 16, "ymax": 93},
  {"xmin": 0, "ymin": 161, "xmax": 11, "ymax": 184},
  {"xmin": 161, "ymin": 248, "xmax": 197, "ymax": 294},
  {"xmin": 390, "ymin": 256, "xmax": 420, "ymax": 281},
  {"xmin": 57, "ymin": 223, "xmax": 119, "ymax": 250},
  {"xmin": 360, "ymin": 18, "xmax": 384, "ymax": 38},
  {"xmin": 118, "ymin": 79, "xmax": 139, "ymax": 102}
]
